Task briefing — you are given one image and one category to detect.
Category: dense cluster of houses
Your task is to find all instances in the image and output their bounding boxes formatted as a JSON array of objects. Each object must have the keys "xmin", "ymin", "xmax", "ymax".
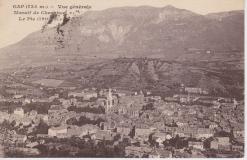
[{"xmin": 0, "ymin": 85, "xmax": 244, "ymax": 157}]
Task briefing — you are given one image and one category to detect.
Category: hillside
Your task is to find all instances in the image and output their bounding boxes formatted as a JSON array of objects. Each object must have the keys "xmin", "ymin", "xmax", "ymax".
[
  {"xmin": 0, "ymin": 6, "xmax": 244, "ymax": 69},
  {"xmin": 7, "ymin": 57, "xmax": 243, "ymax": 99},
  {"xmin": 0, "ymin": 6, "xmax": 243, "ymax": 98}
]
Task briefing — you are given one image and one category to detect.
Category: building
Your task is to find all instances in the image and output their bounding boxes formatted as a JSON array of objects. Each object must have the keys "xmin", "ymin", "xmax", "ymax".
[
  {"xmin": 145, "ymin": 96, "xmax": 162, "ymax": 103},
  {"xmin": 13, "ymin": 108, "xmax": 25, "ymax": 117},
  {"xmin": 135, "ymin": 127, "xmax": 153, "ymax": 140},
  {"xmin": 233, "ymin": 130, "xmax": 244, "ymax": 138},
  {"xmin": 13, "ymin": 134, "xmax": 27, "ymax": 144},
  {"xmin": 231, "ymin": 144, "xmax": 244, "ymax": 152},
  {"xmin": 106, "ymin": 88, "xmax": 113, "ymax": 110},
  {"xmin": 118, "ymin": 106, "xmax": 127, "ymax": 115},
  {"xmin": 67, "ymin": 125, "xmax": 99, "ymax": 137},
  {"xmin": 48, "ymin": 106, "xmax": 68, "ymax": 126},
  {"xmin": 210, "ymin": 137, "xmax": 231, "ymax": 151},
  {"xmin": 209, "ymin": 123, "xmax": 218, "ymax": 129},
  {"xmin": 91, "ymin": 130, "xmax": 116, "ymax": 141},
  {"xmin": 49, "ymin": 94, "xmax": 59, "ymax": 101},
  {"xmin": 28, "ymin": 110, "xmax": 38, "ymax": 119},
  {"xmin": 0, "ymin": 111, "xmax": 9, "ymax": 123},
  {"xmin": 116, "ymin": 126, "xmax": 131, "ymax": 136},
  {"xmin": 83, "ymin": 91, "xmax": 98, "ymax": 101},
  {"xmin": 125, "ymin": 146, "xmax": 152, "ymax": 157},
  {"xmin": 23, "ymin": 98, "xmax": 32, "ymax": 105},
  {"xmin": 60, "ymin": 98, "xmax": 77, "ymax": 108},
  {"xmin": 13, "ymin": 94, "xmax": 24, "ymax": 99},
  {"xmin": 149, "ymin": 149, "xmax": 172, "ymax": 158},
  {"xmin": 152, "ymin": 132, "xmax": 167, "ymax": 146},
  {"xmin": 185, "ymin": 87, "xmax": 208, "ymax": 95},
  {"xmin": 26, "ymin": 142, "xmax": 39, "ymax": 148},
  {"xmin": 126, "ymin": 107, "xmax": 141, "ymax": 118},
  {"xmin": 100, "ymin": 121, "xmax": 116, "ymax": 131},
  {"xmin": 48, "ymin": 126, "xmax": 68, "ymax": 137},
  {"xmin": 68, "ymin": 91, "xmax": 97, "ymax": 100},
  {"xmin": 196, "ymin": 128, "xmax": 214, "ymax": 139},
  {"xmin": 176, "ymin": 127, "xmax": 197, "ymax": 138},
  {"xmin": 68, "ymin": 92, "xmax": 85, "ymax": 98},
  {"xmin": 188, "ymin": 141, "xmax": 204, "ymax": 150}
]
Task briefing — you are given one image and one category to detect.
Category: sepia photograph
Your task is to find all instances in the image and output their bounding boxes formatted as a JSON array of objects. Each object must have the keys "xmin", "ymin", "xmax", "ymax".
[{"xmin": 0, "ymin": 0, "xmax": 245, "ymax": 158}]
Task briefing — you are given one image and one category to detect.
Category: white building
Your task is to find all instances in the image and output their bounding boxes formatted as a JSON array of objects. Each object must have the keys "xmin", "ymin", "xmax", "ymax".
[
  {"xmin": 188, "ymin": 141, "xmax": 204, "ymax": 150},
  {"xmin": 83, "ymin": 92, "xmax": 98, "ymax": 100},
  {"xmin": 13, "ymin": 108, "xmax": 25, "ymax": 117},
  {"xmin": 48, "ymin": 126, "xmax": 68, "ymax": 137}
]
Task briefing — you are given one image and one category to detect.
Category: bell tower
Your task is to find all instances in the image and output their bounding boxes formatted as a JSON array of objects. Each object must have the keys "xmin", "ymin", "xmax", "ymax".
[{"xmin": 106, "ymin": 88, "xmax": 113, "ymax": 113}]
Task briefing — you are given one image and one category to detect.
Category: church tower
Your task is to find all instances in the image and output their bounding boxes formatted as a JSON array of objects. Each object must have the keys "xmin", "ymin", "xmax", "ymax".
[{"xmin": 106, "ymin": 88, "xmax": 113, "ymax": 113}]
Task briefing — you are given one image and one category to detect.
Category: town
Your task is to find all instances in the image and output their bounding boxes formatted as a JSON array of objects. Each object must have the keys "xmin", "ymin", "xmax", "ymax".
[{"xmin": 0, "ymin": 76, "xmax": 244, "ymax": 158}]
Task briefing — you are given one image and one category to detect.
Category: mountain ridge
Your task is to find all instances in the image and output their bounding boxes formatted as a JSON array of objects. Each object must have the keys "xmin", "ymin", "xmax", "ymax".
[{"xmin": 0, "ymin": 5, "xmax": 244, "ymax": 69}]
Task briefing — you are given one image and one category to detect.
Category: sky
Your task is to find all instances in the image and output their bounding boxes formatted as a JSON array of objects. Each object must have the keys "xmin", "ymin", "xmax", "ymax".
[{"xmin": 0, "ymin": 0, "xmax": 244, "ymax": 48}]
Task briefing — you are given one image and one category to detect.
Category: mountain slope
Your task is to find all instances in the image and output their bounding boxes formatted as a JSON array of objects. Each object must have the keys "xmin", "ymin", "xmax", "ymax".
[{"xmin": 0, "ymin": 6, "xmax": 244, "ymax": 69}]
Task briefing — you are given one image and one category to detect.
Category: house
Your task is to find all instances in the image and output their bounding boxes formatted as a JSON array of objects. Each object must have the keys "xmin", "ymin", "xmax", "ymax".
[
  {"xmin": 118, "ymin": 106, "xmax": 127, "ymax": 115},
  {"xmin": 196, "ymin": 128, "xmax": 214, "ymax": 139},
  {"xmin": 40, "ymin": 114, "xmax": 48, "ymax": 123},
  {"xmin": 209, "ymin": 123, "xmax": 218, "ymax": 129},
  {"xmin": 13, "ymin": 108, "xmax": 25, "ymax": 117},
  {"xmin": 13, "ymin": 94, "xmax": 24, "ymax": 99},
  {"xmin": 32, "ymin": 79, "xmax": 64, "ymax": 88},
  {"xmin": 60, "ymin": 98, "xmax": 77, "ymax": 108},
  {"xmin": 37, "ymin": 134, "xmax": 49, "ymax": 138},
  {"xmin": 163, "ymin": 126, "xmax": 177, "ymax": 137},
  {"xmin": 231, "ymin": 144, "xmax": 244, "ymax": 152},
  {"xmin": 233, "ymin": 130, "xmax": 244, "ymax": 138},
  {"xmin": 91, "ymin": 130, "xmax": 116, "ymax": 141},
  {"xmin": 126, "ymin": 107, "xmax": 141, "ymax": 118},
  {"xmin": 0, "ymin": 111, "xmax": 9, "ymax": 123},
  {"xmin": 152, "ymin": 132, "xmax": 167, "ymax": 146},
  {"xmin": 146, "ymin": 91, "xmax": 152, "ymax": 96},
  {"xmin": 185, "ymin": 87, "xmax": 208, "ymax": 95},
  {"xmin": 125, "ymin": 146, "xmax": 152, "ymax": 157},
  {"xmin": 210, "ymin": 137, "xmax": 231, "ymax": 151},
  {"xmin": 176, "ymin": 127, "xmax": 197, "ymax": 138},
  {"xmin": 23, "ymin": 98, "xmax": 32, "ymax": 105},
  {"xmin": 135, "ymin": 127, "xmax": 153, "ymax": 140},
  {"xmin": 161, "ymin": 109, "xmax": 174, "ymax": 116},
  {"xmin": 28, "ymin": 110, "xmax": 38, "ymax": 119},
  {"xmin": 49, "ymin": 94, "xmax": 59, "ymax": 101},
  {"xmin": 188, "ymin": 141, "xmax": 204, "ymax": 150},
  {"xmin": 68, "ymin": 92, "xmax": 84, "ymax": 98},
  {"xmin": 152, "ymin": 122, "xmax": 165, "ymax": 129},
  {"xmin": 48, "ymin": 106, "xmax": 68, "ymax": 126},
  {"xmin": 148, "ymin": 149, "xmax": 172, "ymax": 158},
  {"xmin": 26, "ymin": 142, "xmax": 39, "ymax": 148},
  {"xmin": 21, "ymin": 118, "xmax": 32, "ymax": 126},
  {"xmin": 190, "ymin": 150, "xmax": 207, "ymax": 158},
  {"xmin": 180, "ymin": 96, "xmax": 192, "ymax": 104},
  {"xmin": 116, "ymin": 126, "xmax": 131, "ymax": 136},
  {"xmin": 83, "ymin": 91, "xmax": 98, "ymax": 101},
  {"xmin": 107, "ymin": 106, "xmax": 119, "ymax": 114},
  {"xmin": 173, "ymin": 150, "xmax": 191, "ymax": 158},
  {"xmin": 176, "ymin": 121, "xmax": 189, "ymax": 127},
  {"xmin": 67, "ymin": 125, "xmax": 99, "ymax": 137},
  {"xmin": 48, "ymin": 126, "xmax": 68, "ymax": 137},
  {"xmin": 13, "ymin": 134, "xmax": 27, "ymax": 144},
  {"xmin": 146, "ymin": 96, "xmax": 162, "ymax": 103},
  {"xmin": 96, "ymin": 98, "xmax": 106, "ymax": 106},
  {"xmin": 100, "ymin": 121, "xmax": 116, "ymax": 131}
]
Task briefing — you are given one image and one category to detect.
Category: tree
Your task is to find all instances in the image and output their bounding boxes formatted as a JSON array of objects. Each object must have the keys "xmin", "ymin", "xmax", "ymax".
[
  {"xmin": 34, "ymin": 119, "xmax": 49, "ymax": 134},
  {"xmin": 142, "ymin": 103, "xmax": 154, "ymax": 110},
  {"xmin": 129, "ymin": 126, "xmax": 135, "ymax": 138},
  {"xmin": 148, "ymin": 133, "xmax": 156, "ymax": 147}
]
